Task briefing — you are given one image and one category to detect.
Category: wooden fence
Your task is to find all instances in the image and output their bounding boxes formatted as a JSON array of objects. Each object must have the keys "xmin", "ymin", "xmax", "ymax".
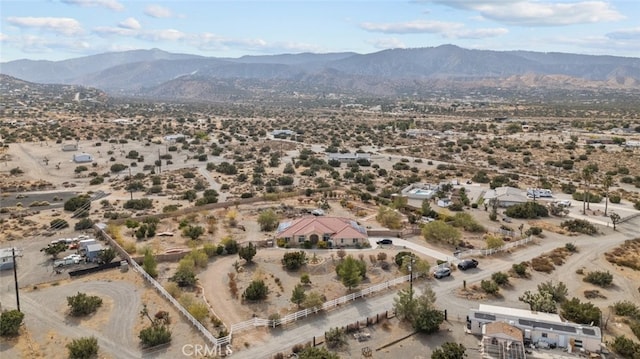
[{"xmin": 230, "ymin": 274, "xmax": 413, "ymax": 335}]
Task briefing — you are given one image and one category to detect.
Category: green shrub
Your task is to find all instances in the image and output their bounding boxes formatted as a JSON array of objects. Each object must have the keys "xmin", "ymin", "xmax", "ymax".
[
  {"xmin": 572, "ymin": 191, "xmax": 602, "ymax": 203},
  {"xmin": 282, "ymin": 251, "xmax": 306, "ymax": 270},
  {"xmin": 123, "ymin": 198, "xmax": 153, "ymax": 210},
  {"xmin": 525, "ymin": 226, "xmax": 543, "ymax": 236},
  {"xmin": 0, "ymin": 309, "xmax": 24, "ymax": 336},
  {"xmin": 610, "ymin": 335, "xmax": 640, "ymax": 358},
  {"xmin": 491, "ymin": 272, "xmax": 509, "ymax": 286},
  {"xmin": 560, "ymin": 219, "xmax": 597, "ymax": 235},
  {"xmin": 505, "ymin": 202, "xmax": 548, "ymax": 219},
  {"xmin": 512, "ymin": 262, "xmax": 528, "ymax": 277},
  {"xmin": 67, "ymin": 292, "xmax": 103, "ymax": 316},
  {"xmin": 481, "ymin": 280, "xmax": 499, "ymax": 294},
  {"xmin": 583, "ymin": 271, "xmax": 613, "ymax": 287},
  {"xmin": 243, "ymin": 280, "xmax": 268, "ymax": 301},
  {"xmin": 612, "ymin": 301, "xmax": 640, "ymax": 318},
  {"xmin": 66, "ymin": 336, "xmax": 99, "ymax": 359},
  {"xmin": 50, "ymin": 218, "xmax": 69, "ymax": 229}
]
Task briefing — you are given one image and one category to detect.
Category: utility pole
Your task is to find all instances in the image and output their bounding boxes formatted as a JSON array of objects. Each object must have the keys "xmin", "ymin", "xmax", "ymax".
[
  {"xmin": 12, "ymin": 248, "xmax": 20, "ymax": 312},
  {"xmin": 408, "ymin": 253, "xmax": 415, "ymax": 301},
  {"xmin": 128, "ymin": 167, "xmax": 133, "ymax": 200}
]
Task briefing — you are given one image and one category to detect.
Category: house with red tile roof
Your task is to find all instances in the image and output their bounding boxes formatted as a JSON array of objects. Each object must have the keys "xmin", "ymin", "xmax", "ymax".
[{"xmin": 276, "ymin": 216, "xmax": 368, "ymax": 248}]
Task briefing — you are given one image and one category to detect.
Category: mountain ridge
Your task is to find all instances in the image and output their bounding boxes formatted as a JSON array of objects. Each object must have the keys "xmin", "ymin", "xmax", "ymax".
[{"xmin": 2, "ymin": 44, "xmax": 639, "ymax": 101}]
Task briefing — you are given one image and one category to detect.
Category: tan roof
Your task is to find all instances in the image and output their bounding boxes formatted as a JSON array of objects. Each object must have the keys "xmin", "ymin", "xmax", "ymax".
[
  {"xmin": 484, "ymin": 322, "xmax": 523, "ymax": 341},
  {"xmin": 277, "ymin": 216, "xmax": 367, "ymax": 240}
]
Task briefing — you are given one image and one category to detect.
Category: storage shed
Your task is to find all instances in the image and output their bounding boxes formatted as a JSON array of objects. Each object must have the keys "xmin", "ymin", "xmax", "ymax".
[{"xmin": 73, "ymin": 153, "xmax": 93, "ymax": 163}]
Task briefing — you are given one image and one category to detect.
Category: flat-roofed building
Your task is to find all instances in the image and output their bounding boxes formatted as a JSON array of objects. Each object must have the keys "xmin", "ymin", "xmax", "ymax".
[{"xmin": 468, "ymin": 304, "xmax": 602, "ymax": 353}]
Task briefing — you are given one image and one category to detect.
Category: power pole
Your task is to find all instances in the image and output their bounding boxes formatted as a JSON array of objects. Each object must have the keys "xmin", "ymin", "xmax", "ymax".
[
  {"xmin": 128, "ymin": 167, "xmax": 133, "ymax": 200},
  {"xmin": 12, "ymin": 248, "xmax": 20, "ymax": 312}
]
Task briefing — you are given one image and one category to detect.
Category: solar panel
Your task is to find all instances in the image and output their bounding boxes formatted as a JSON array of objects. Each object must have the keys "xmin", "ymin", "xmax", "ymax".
[
  {"xmin": 518, "ymin": 319, "xmax": 577, "ymax": 333},
  {"xmin": 475, "ymin": 312, "xmax": 496, "ymax": 321}
]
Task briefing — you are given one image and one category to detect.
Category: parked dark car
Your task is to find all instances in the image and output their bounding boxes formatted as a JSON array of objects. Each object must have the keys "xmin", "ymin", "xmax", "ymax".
[
  {"xmin": 376, "ymin": 239, "xmax": 393, "ymax": 245},
  {"xmin": 457, "ymin": 259, "xmax": 479, "ymax": 270},
  {"xmin": 433, "ymin": 267, "xmax": 452, "ymax": 279}
]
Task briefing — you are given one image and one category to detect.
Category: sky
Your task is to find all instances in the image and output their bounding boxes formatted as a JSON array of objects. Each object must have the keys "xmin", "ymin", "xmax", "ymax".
[{"xmin": 1, "ymin": 0, "xmax": 639, "ymax": 62}]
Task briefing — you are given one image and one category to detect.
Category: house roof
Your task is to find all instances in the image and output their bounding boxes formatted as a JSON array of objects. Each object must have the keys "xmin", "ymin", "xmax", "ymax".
[
  {"xmin": 277, "ymin": 216, "xmax": 367, "ymax": 240},
  {"xmin": 484, "ymin": 322, "xmax": 523, "ymax": 341},
  {"xmin": 85, "ymin": 243, "xmax": 104, "ymax": 252},
  {"xmin": 484, "ymin": 186, "xmax": 528, "ymax": 203}
]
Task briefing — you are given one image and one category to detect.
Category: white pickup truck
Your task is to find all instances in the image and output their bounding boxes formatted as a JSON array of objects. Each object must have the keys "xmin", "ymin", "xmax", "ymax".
[{"xmin": 54, "ymin": 256, "xmax": 80, "ymax": 267}]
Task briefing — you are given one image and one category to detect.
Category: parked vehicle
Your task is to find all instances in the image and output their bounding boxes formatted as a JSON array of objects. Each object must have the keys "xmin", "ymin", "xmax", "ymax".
[
  {"xmin": 376, "ymin": 239, "xmax": 393, "ymax": 245},
  {"xmin": 54, "ymin": 257, "xmax": 80, "ymax": 267},
  {"xmin": 457, "ymin": 259, "xmax": 479, "ymax": 270},
  {"xmin": 433, "ymin": 267, "xmax": 451, "ymax": 279}
]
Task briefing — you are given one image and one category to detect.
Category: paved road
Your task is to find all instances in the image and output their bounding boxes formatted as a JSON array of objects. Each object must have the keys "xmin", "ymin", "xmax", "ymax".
[
  {"xmin": 230, "ymin": 217, "xmax": 640, "ymax": 359},
  {"xmin": 367, "ymin": 237, "xmax": 456, "ymax": 263}
]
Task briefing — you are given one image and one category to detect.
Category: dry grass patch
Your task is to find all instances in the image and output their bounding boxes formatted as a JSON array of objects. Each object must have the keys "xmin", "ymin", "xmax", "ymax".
[
  {"xmin": 528, "ymin": 220, "xmax": 572, "ymax": 236},
  {"xmin": 605, "ymin": 238, "xmax": 640, "ymax": 271},
  {"xmin": 530, "ymin": 246, "xmax": 574, "ymax": 273}
]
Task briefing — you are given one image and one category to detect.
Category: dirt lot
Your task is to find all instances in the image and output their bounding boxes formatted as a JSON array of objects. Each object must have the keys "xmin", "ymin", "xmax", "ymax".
[{"xmin": 0, "ymin": 268, "xmax": 207, "ymax": 359}]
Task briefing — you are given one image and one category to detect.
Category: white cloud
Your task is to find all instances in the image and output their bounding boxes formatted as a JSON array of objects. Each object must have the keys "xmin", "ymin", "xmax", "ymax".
[
  {"xmin": 119, "ymin": 17, "xmax": 141, "ymax": 30},
  {"xmin": 144, "ymin": 5, "xmax": 174, "ymax": 18},
  {"xmin": 140, "ymin": 29, "xmax": 186, "ymax": 41},
  {"xmin": 360, "ymin": 19, "xmax": 506, "ymax": 39},
  {"xmin": 7, "ymin": 17, "xmax": 83, "ymax": 36},
  {"xmin": 0, "ymin": 33, "xmax": 8, "ymax": 42},
  {"xmin": 431, "ymin": 0, "xmax": 624, "ymax": 26},
  {"xmin": 1, "ymin": 34, "xmax": 94, "ymax": 56},
  {"xmin": 607, "ymin": 27, "xmax": 640, "ymax": 40},
  {"xmin": 360, "ymin": 20, "xmax": 463, "ymax": 34},
  {"xmin": 62, "ymin": 0, "xmax": 124, "ymax": 12},
  {"xmin": 368, "ymin": 37, "xmax": 407, "ymax": 50},
  {"xmin": 451, "ymin": 27, "xmax": 509, "ymax": 39}
]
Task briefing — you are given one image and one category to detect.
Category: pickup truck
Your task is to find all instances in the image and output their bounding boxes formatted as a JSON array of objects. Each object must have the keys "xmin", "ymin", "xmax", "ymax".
[{"xmin": 54, "ymin": 257, "xmax": 80, "ymax": 267}]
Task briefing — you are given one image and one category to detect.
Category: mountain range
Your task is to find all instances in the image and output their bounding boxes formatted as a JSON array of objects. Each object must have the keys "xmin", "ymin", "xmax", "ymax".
[{"xmin": 2, "ymin": 45, "xmax": 639, "ymax": 102}]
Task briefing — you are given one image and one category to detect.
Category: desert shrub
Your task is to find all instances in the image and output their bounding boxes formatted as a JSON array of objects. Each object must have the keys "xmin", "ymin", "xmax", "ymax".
[
  {"xmin": 89, "ymin": 176, "xmax": 104, "ymax": 185},
  {"xmin": 74, "ymin": 218, "xmax": 94, "ymax": 230},
  {"xmin": 481, "ymin": 280, "xmax": 499, "ymax": 294},
  {"xmin": 610, "ymin": 336, "xmax": 640, "ymax": 358},
  {"xmin": 609, "ymin": 194, "xmax": 621, "ymax": 204},
  {"xmin": 572, "ymin": 191, "xmax": 602, "ymax": 203},
  {"xmin": 64, "ymin": 195, "xmax": 91, "ymax": 212},
  {"xmin": 123, "ymin": 198, "xmax": 153, "ymax": 210},
  {"xmin": 395, "ymin": 251, "xmax": 413, "ymax": 266},
  {"xmin": 282, "ymin": 251, "xmax": 307, "ymax": 270},
  {"xmin": 504, "ymin": 202, "xmax": 548, "ymax": 219},
  {"xmin": 243, "ymin": 280, "xmax": 268, "ymax": 301},
  {"xmin": 67, "ymin": 292, "xmax": 103, "ymax": 316},
  {"xmin": 110, "ymin": 163, "xmax": 127, "ymax": 173},
  {"xmin": 512, "ymin": 262, "xmax": 528, "ymax": 277},
  {"xmin": 561, "ymin": 297, "xmax": 601, "ymax": 326},
  {"xmin": 560, "ymin": 219, "xmax": 597, "ymax": 235},
  {"xmin": 583, "ymin": 271, "xmax": 613, "ymax": 287},
  {"xmin": 565, "ymin": 242, "xmax": 577, "ymax": 252},
  {"xmin": 491, "ymin": 272, "xmax": 509, "ymax": 286},
  {"xmin": 485, "ymin": 235, "xmax": 505, "ymax": 249},
  {"xmin": 0, "ymin": 309, "xmax": 24, "ymax": 336},
  {"xmin": 325, "ymin": 327, "xmax": 347, "ymax": 349},
  {"xmin": 525, "ymin": 226, "xmax": 543, "ymax": 236},
  {"xmin": 531, "ymin": 257, "xmax": 554, "ymax": 273},
  {"xmin": 139, "ymin": 324, "xmax": 171, "ymax": 347},
  {"xmin": 50, "ymin": 218, "xmax": 70, "ymax": 229},
  {"xmin": 612, "ymin": 301, "xmax": 640, "ymax": 318},
  {"xmin": 66, "ymin": 336, "xmax": 99, "ymax": 359}
]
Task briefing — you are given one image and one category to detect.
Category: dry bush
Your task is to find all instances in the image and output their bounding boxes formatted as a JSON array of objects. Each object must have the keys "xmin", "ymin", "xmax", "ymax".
[
  {"xmin": 531, "ymin": 256, "xmax": 554, "ymax": 273},
  {"xmin": 605, "ymin": 239, "xmax": 640, "ymax": 270}
]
